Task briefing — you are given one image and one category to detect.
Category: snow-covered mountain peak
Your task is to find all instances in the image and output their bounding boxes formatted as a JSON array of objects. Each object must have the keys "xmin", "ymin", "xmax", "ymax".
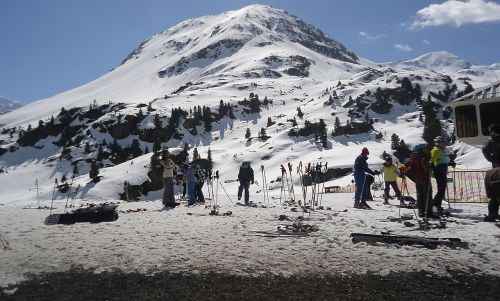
[
  {"xmin": 0, "ymin": 97, "xmax": 22, "ymax": 115},
  {"xmin": 392, "ymin": 51, "xmax": 472, "ymax": 72},
  {"xmin": 134, "ymin": 4, "xmax": 359, "ymax": 66}
]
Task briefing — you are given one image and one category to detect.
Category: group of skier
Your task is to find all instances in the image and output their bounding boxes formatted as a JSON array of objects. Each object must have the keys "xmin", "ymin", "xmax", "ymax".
[
  {"xmin": 353, "ymin": 137, "xmax": 455, "ymax": 218},
  {"xmin": 158, "ymin": 123, "xmax": 500, "ymax": 222},
  {"xmin": 353, "ymin": 123, "xmax": 500, "ymax": 222},
  {"xmin": 159, "ymin": 149, "xmax": 208, "ymax": 207}
]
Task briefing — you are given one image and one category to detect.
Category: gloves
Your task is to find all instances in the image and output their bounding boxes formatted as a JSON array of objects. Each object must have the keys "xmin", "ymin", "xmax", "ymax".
[{"xmin": 251, "ymin": 181, "xmax": 254, "ymax": 184}]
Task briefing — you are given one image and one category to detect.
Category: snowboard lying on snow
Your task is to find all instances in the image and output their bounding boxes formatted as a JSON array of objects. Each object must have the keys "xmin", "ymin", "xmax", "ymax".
[
  {"xmin": 351, "ymin": 232, "xmax": 468, "ymax": 249},
  {"xmin": 44, "ymin": 203, "xmax": 119, "ymax": 225}
]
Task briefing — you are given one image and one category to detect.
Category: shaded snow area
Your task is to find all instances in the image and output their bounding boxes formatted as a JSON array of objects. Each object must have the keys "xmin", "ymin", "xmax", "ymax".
[{"xmin": 1, "ymin": 192, "xmax": 499, "ymax": 289}]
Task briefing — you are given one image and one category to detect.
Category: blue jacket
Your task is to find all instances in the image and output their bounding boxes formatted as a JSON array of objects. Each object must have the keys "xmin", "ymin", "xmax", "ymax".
[{"xmin": 354, "ymin": 154, "xmax": 374, "ymax": 180}]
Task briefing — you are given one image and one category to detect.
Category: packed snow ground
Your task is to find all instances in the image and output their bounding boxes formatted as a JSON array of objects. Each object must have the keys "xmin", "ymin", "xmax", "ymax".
[{"xmin": 1, "ymin": 189, "xmax": 499, "ymax": 290}]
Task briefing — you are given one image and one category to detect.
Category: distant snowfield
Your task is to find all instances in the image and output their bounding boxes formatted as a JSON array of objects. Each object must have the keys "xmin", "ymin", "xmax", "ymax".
[{"xmin": 1, "ymin": 192, "xmax": 498, "ymax": 289}]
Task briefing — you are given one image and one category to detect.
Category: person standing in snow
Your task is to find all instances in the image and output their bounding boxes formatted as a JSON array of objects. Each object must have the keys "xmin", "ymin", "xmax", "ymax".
[
  {"xmin": 482, "ymin": 124, "xmax": 500, "ymax": 168},
  {"xmin": 405, "ymin": 144, "xmax": 435, "ymax": 218},
  {"xmin": 482, "ymin": 124, "xmax": 500, "ymax": 221},
  {"xmin": 237, "ymin": 161, "xmax": 254, "ymax": 205},
  {"xmin": 194, "ymin": 162, "xmax": 206, "ymax": 204},
  {"xmin": 430, "ymin": 136, "xmax": 454, "ymax": 215},
  {"xmin": 159, "ymin": 149, "xmax": 176, "ymax": 208},
  {"xmin": 353, "ymin": 147, "xmax": 378, "ymax": 209},
  {"xmin": 380, "ymin": 156, "xmax": 402, "ymax": 205},
  {"xmin": 182, "ymin": 163, "xmax": 196, "ymax": 206}
]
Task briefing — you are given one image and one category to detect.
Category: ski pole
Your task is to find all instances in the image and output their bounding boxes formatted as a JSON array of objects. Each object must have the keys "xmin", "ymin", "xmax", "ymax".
[
  {"xmin": 49, "ymin": 178, "xmax": 58, "ymax": 215},
  {"xmin": 319, "ymin": 163, "xmax": 328, "ymax": 207},
  {"xmin": 280, "ymin": 165, "xmax": 288, "ymax": 203},
  {"xmin": 281, "ymin": 165, "xmax": 291, "ymax": 201},
  {"xmin": 215, "ymin": 171, "xmax": 219, "ymax": 208},
  {"xmin": 288, "ymin": 162, "xmax": 296, "ymax": 201},
  {"xmin": 64, "ymin": 175, "xmax": 74, "ymax": 213},
  {"xmin": 71, "ymin": 184, "xmax": 80, "ymax": 208},
  {"xmin": 36, "ymin": 179, "xmax": 40, "ymax": 208},
  {"xmin": 261, "ymin": 165, "xmax": 266, "ymax": 204},
  {"xmin": 218, "ymin": 182, "xmax": 233, "ymax": 203},
  {"xmin": 261, "ymin": 165, "xmax": 269, "ymax": 205},
  {"xmin": 263, "ymin": 166, "xmax": 270, "ymax": 205}
]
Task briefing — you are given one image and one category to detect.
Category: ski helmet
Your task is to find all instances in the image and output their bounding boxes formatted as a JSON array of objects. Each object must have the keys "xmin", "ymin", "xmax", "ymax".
[
  {"xmin": 384, "ymin": 156, "xmax": 392, "ymax": 163},
  {"xmin": 413, "ymin": 143, "xmax": 429, "ymax": 153},
  {"xmin": 434, "ymin": 136, "xmax": 445, "ymax": 144}
]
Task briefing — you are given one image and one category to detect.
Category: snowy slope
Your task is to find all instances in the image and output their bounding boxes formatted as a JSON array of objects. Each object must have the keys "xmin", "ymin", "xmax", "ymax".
[
  {"xmin": 0, "ymin": 4, "xmax": 499, "ymax": 206},
  {"xmin": 1, "ymin": 4, "xmax": 500, "ymax": 291}
]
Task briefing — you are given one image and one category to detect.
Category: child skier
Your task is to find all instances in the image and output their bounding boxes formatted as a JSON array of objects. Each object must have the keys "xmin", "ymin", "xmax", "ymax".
[{"xmin": 380, "ymin": 156, "xmax": 402, "ymax": 205}]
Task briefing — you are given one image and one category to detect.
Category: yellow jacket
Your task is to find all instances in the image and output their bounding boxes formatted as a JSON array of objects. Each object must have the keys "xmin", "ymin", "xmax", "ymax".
[
  {"xmin": 381, "ymin": 163, "xmax": 400, "ymax": 182},
  {"xmin": 430, "ymin": 146, "xmax": 450, "ymax": 167}
]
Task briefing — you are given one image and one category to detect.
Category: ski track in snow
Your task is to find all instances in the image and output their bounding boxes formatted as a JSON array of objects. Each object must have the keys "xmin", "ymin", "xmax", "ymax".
[{"xmin": 1, "ymin": 193, "xmax": 499, "ymax": 288}]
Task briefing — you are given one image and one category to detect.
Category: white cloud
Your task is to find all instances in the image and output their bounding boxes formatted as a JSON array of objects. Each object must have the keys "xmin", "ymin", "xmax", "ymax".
[
  {"xmin": 411, "ymin": 0, "xmax": 500, "ymax": 29},
  {"xmin": 394, "ymin": 44, "xmax": 412, "ymax": 52},
  {"xmin": 423, "ymin": 39, "xmax": 431, "ymax": 45},
  {"xmin": 358, "ymin": 31, "xmax": 386, "ymax": 41}
]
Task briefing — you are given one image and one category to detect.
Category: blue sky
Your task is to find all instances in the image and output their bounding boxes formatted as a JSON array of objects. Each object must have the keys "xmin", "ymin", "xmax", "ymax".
[{"xmin": 1, "ymin": 0, "xmax": 499, "ymax": 103}]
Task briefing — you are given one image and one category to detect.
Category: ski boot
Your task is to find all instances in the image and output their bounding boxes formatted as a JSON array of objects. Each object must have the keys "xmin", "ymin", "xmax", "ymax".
[
  {"xmin": 360, "ymin": 200, "xmax": 372, "ymax": 210},
  {"xmin": 484, "ymin": 214, "xmax": 499, "ymax": 222}
]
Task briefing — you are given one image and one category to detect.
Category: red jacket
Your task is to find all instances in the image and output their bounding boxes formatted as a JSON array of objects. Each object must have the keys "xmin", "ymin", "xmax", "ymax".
[{"xmin": 405, "ymin": 152, "xmax": 431, "ymax": 184}]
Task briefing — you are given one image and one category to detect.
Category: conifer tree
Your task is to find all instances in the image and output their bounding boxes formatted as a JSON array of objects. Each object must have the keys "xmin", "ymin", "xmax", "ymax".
[
  {"xmin": 130, "ymin": 139, "xmax": 142, "ymax": 158},
  {"xmin": 260, "ymin": 128, "xmax": 267, "ymax": 138},
  {"xmin": 391, "ymin": 133, "xmax": 400, "ymax": 150},
  {"xmin": 90, "ymin": 160, "xmax": 100, "ymax": 181},
  {"xmin": 334, "ymin": 117, "xmax": 341, "ymax": 130},
  {"xmin": 207, "ymin": 148, "xmax": 213, "ymax": 169},
  {"xmin": 192, "ymin": 148, "xmax": 200, "ymax": 160},
  {"xmin": 297, "ymin": 107, "xmax": 304, "ymax": 118},
  {"xmin": 84, "ymin": 142, "xmax": 91, "ymax": 154}
]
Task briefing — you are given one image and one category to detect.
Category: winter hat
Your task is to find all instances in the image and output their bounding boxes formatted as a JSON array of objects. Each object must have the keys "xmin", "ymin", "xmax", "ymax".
[
  {"xmin": 362, "ymin": 147, "xmax": 369, "ymax": 154},
  {"xmin": 384, "ymin": 156, "xmax": 392, "ymax": 163}
]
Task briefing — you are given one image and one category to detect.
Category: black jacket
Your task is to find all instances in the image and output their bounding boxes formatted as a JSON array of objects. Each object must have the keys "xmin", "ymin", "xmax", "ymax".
[
  {"xmin": 482, "ymin": 136, "xmax": 500, "ymax": 168},
  {"xmin": 238, "ymin": 166, "xmax": 254, "ymax": 184}
]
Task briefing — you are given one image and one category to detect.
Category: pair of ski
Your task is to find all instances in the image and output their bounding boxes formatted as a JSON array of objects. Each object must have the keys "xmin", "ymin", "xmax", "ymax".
[
  {"xmin": 300, "ymin": 162, "xmax": 328, "ymax": 209},
  {"xmin": 351, "ymin": 232, "xmax": 468, "ymax": 249},
  {"xmin": 279, "ymin": 163, "xmax": 296, "ymax": 203}
]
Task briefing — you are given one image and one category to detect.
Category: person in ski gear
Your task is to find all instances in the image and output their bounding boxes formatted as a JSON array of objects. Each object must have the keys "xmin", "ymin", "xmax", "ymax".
[
  {"xmin": 194, "ymin": 161, "xmax": 206, "ymax": 204},
  {"xmin": 182, "ymin": 163, "xmax": 196, "ymax": 206},
  {"xmin": 430, "ymin": 136, "xmax": 453, "ymax": 215},
  {"xmin": 482, "ymin": 124, "xmax": 500, "ymax": 168},
  {"xmin": 405, "ymin": 144, "xmax": 435, "ymax": 218},
  {"xmin": 237, "ymin": 161, "xmax": 254, "ymax": 205},
  {"xmin": 380, "ymin": 156, "xmax": 402, "ymax": 204},
  {"xmin": 483, "ymin": 124, "xmax": 500, "ymax": 221},
  {"xmin": 159, "ymin": 149, "xmax": 177, "ymax": 208},
  {"xmin": 484, "ymin": 167, "xmax": 500, "ymax": 222},
  {"xmin": 353, "ymin": 147, "xmax": 377, "ymax": 209}
]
